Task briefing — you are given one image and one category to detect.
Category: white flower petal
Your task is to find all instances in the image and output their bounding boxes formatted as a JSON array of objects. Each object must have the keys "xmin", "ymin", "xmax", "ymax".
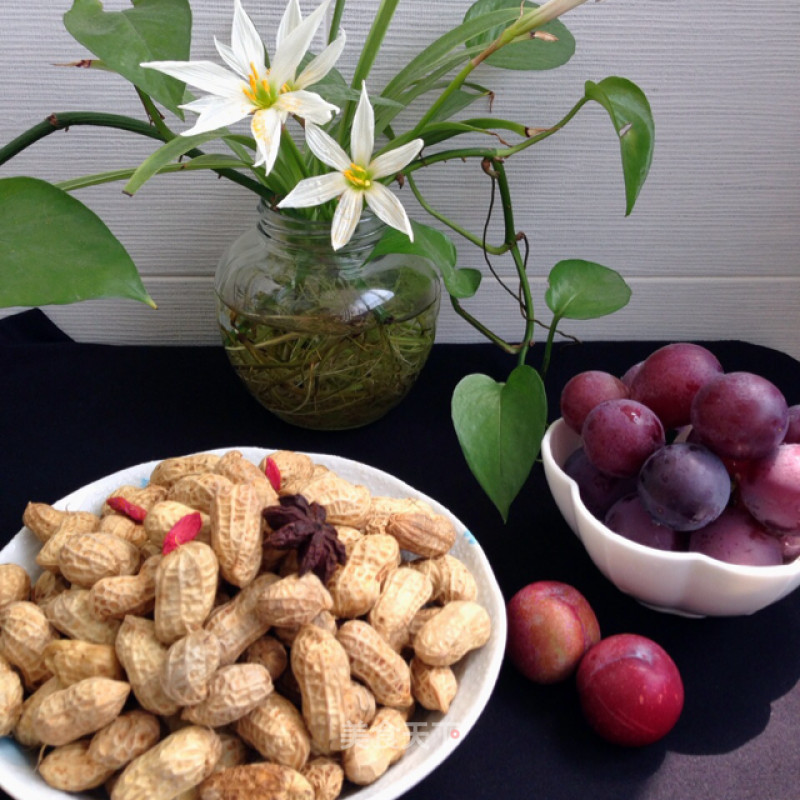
[
  {"xmin": 179, "ymin": 95, "xmax": 224, "ymax": 113},
  {"xmin": 369, "ymin": 138, "xmax": 424, "ymax": 180},
  {"xmin": 251, "ymin": 108, "xmax": 284, "ymax": 174},
  {"xmin": 351, "ymin": 83, "xmax": 374, "ymax": 167},
  {"xmin": 180, "ymin": 97, "xmax": 251, "ymax": 135},
  {"xmin": 276, "ymin": 0, "xmax": 303, "ymax": 48},
  {"xmin": 214, "ymin": 37, "xmax": 249, "ymax": 79},
  {"xmin": 331, "ymin": 188, "xmax": 364, "ymax": 250},
  {"xmin": 278, "ymin": 172, "xmax": 348, "ymax": 208},
  {"xmin": 296, "ymin": 31, "xmax": 345, "ymax": 89},
  {"xmin": 364, "ymin": 183, "xmax": 414, "ymax": 241},
  {"xmin": 270, "ymin": 0, "xmax": 331, "ymax": 86},
  {"xmin": 142, "ymin": 60, "xmax": 243, "ymax": 98},
  {"xmin": 276, "ymin": 89, "xmax": 338, "ymax": 124},
  {"xmin": 231, "ymin": 0, "xmax": 266, "ymax": 74},
  {"xmin": 303, "ymin": 123, "xmax": 351, "ymax": 171}
]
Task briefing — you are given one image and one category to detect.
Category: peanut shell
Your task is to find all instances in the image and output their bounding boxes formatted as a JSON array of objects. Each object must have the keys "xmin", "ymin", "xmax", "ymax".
[
  {"xmin": 154, "ymin": 541, "xmax": 219, "ymax": 644},
  {"xmin": 235, "ymin": 692, "xmax": 311, "ymax": 770},
  {"xmin": 111, "ymin": 725, "xmax": 221, "ymax": 800},
  {"xmin": 32, "ymin": 676, "xmax": 131, "ymax": 746},
  {"xmin": 198, "ymin": 762, "xmax": 314, "ymax": 800},
  {"xmin": 0, "ymin": 564, "xmax": 30, "ymax": 610},
  {"xmin": 181, "ymin": 663, "xmax": 273, "ymax": 728},
  {"xmin": 39, "ymin": 739, "xmax": 116, "ymax": 792}
]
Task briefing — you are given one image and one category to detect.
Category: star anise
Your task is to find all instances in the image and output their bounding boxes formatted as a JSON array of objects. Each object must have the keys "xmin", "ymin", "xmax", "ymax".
[{"xmin": 262, "ymin": 494, "xmax": 346, "ymax": 584}]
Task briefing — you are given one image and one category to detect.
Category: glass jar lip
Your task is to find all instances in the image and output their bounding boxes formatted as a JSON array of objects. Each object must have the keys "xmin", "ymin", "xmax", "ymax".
[{"xmin": 256, "ymin": 200, "xmax": 385, "ymax": 245}]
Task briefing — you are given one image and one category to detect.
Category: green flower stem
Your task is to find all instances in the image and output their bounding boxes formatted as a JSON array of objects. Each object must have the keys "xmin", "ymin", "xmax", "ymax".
[
  {"xmin": 491, "ymin": 158, "xmax": 535, "ymax": 367},
  {"xmin": 405, "ymin": 94, "xmax": 590, "ymax": 177},
  {"xmin": 136, "ymin": 87, "xmax": 173, "ymax": 141},
  {"xmin": 338, "ymin": 0, "xmax": 401, "ymax": 145},
  {"xmin": 449, "ymin": 296, "xmax": 520, "ymax": 355},
  {"xmin": 328, "ymin": 0, "xmax": 346, "ymax": 44},
  {"xmin": 410, "ymin": 0, "xmax": 587, "ymax": 141},
  {"xmin": 0, "ymin": 111, "xmax": 162, "ymax": 167},
  {"xmin": 280, "ymin": 128, "xmax": 309, "ymax": 184},
  {"xmin": 0, "ymin": 107, "xmax": 273, "ymax": 199},
  {"xmin": 406, "ymin": 172, "xmax": 509, "ymax": 256},
  {"xmin": 541, "ymin": 316, "xmax": 559, "ymax": 377},
  {"xmin": 55, "ymin": 157, "xmax": 257, "ymax": 192}
]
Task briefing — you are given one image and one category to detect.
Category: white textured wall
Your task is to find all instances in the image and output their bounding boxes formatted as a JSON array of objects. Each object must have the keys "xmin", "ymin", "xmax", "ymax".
[{"xmin": 2, "ymin": 0, "xmax": 799, "ymax": 360}]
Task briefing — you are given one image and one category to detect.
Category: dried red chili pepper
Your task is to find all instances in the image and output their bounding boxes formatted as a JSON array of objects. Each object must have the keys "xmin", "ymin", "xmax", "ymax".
[
  {"xmin": 106, "ymin": 495, "xmax": 148, "ymax": 523},
  {"xmin": 162, "ymin": 512, "xmax": 203, "ymax": 555},
  {"xmin": 265, "ymin": 455, "xmax": 281, "ymax": 493}
]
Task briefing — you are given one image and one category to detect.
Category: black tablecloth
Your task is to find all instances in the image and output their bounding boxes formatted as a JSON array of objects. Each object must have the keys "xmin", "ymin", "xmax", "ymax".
[{"xmin": 2, "ymin": 309, "xmax": 799, "ymax": 800}]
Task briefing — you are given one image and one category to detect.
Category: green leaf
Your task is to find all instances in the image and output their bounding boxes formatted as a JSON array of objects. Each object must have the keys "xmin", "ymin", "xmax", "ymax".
[
  {"xmin": 464, "ymin": 0, "xmax": 575, "ymax": 71},
  {"xmin": 545, "ymin": 259, "xmax": 631, "ymax": 322},
  {"xmin": 368, "ymin": 221, "xmax": 481, "ymax": 300},
  {"xmin": 452, "ymin": 365, "xmax": 547, "ymax": 521},
  {"xmin": 381, "ymin": 8, "xmax": 523, "ymax": 100},
  {"xmin": 64, "ymin": 0, "xmax": 192, "ymax": 118},
  {"xmin": 123, "ymin": 130, "xmax": 238, "ymax": 195},
  {"xmin": 0, "ymin": 177, "xmax": 155, "ymax": 308},
  {"xmin": 429, "ymin": 82, "xmax": 493, "ymax": 122},
  {"xmin": 584, "ymin": 77, "xmax": 655, "ymax": 215}
]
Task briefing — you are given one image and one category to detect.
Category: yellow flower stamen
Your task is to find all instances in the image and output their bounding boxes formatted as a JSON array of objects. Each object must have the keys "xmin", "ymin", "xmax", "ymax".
[
  {"xmin": 343, "ymin": 162, "xmax": 372, "ymax": 190},
  {"xmin": 243, "ymin": 61, "xmax": 275, "ymax": 109}
]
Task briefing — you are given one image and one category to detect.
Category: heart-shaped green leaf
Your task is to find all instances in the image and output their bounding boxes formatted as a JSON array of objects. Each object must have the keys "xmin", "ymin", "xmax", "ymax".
[
  {"xmin": 584, "ymin": 77, "xmax": 655, "ymax": 215},
  {"xmin": 464, "ymin": 0, "xmax": 575, "ymax": 71},
  {"xmin": 452, "ymin": 365, "xmax": 547, "ymax": 521},
  {"xmin": 0, "ymin": 177, "xmax": 155, "ymax": 308},
  {"xmin": 368, "ymin": 221, "xmax": 481, "ymax": 299},
  {"xmin": 64, "ymin": 0, "xmax": 192, "ymax": 118},
  {"xmin": 545, "ymin": 259, "xmax": 631, "ymax": 322}
]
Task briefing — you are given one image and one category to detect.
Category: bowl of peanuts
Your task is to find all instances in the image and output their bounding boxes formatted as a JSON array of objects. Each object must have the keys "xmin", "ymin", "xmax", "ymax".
[{"xmin": 0, "ymin": 447, "xmax": 505, "ymax": 800}]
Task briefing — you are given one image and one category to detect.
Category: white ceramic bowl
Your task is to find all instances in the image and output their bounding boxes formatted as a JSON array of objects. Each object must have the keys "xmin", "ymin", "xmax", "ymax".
[
  {"xmin": 0, "ymin": 447, "xmax": 506, "ymax": 800},
  {"xmin": 542, "ymin": 418, "xmax": 800, "ymax": 617}
]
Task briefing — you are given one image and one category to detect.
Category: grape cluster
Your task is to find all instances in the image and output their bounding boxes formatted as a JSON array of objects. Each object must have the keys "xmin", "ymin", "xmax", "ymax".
[{"xmin": 561, "ymin": 343, "xmax": 800, "ymax": 566}]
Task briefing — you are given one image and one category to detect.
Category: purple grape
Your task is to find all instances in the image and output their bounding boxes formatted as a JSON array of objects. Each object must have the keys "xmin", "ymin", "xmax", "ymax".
[
  {"xmin": 780, "ymin": 532, "xmax": 800, "ymax": 562},
  {"xmin": 629, "ymin": 343, "xmax": 723, "ymax": 430},
  {"xmin": 688, "ymin": 508, "xmax": 783, "ymax": 566},
  {"xmin": 620, "ymin": 361, "xmax": 643, "ymax": 389},
  {"xmin": 604, "ymin": 493, "xmax": 685, "ymax": 551},
  {"xmin": 637, "ymin": 443, "xmax": 731, "ymax": 531},
  {"xmin": 784, "ymin": 405, "xmax": 800, "ymax": 444},
  {"xmin": 560, "ymin": 371, "xmax": 629, "ymax": 434},
  {"xmin": 739, "ymin": 443, "xmax": 800, "ymax": 533},
  {"xmin": 690, "ymin": 372, "xmax": 789, "ymax": 460},
  {"xmin": 564, "ymin": 448, "xmax": 637, "ymax": 519},
  {"xmin": 582, "ymin": 399, "xmax": 666, "ymax": 478}
]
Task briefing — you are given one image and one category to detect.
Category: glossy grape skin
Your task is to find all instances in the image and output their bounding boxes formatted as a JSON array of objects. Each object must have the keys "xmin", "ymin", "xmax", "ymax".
[
  {"xmin": 582, "ymin": 399, "xmax": 665, "ymax": 478},
  {"xmin": 560, "ymin": 371, "xmax": 629, "ymax": 434},
  {"xmin": 637, "ymin": 443, "xmax": 731, "ymax": 531},
  {"xmin": 784, "ymin": 405, "xmax": 800, "ymax": 444},
  {"xmin": 604, "ymin": 494, "xmax": 685, "ymax": 551},
  {"xmin": 739, "ymin": 444, "xmax": 800, "ymax": 533},
  {"xmin": 688, "ymin": 508, "xmax": 783, "ymax": 566},
  {"xmin": 563, "ymin": 448, "xmax": 637, "ymax": 519},
  {"xmin": 690, "ymin": 372, "xmax": 789, "ymax": 460},
  {"xmin": 629, "ymin": 343, "xmax": 723, "ymax": 430}
]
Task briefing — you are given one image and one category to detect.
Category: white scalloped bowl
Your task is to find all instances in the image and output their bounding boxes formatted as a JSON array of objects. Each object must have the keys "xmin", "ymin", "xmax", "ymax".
[
  {"xmin": 542, "ymin": 418, "xmax": 800, "ymax": 617},
  {"xmin": 0, "ymin": 448, "xmax": 506, "ymax": 800}
]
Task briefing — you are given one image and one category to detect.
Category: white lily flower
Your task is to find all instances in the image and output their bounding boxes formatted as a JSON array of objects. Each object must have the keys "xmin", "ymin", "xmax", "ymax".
[
  {"xmin": 142, "ymin": 0, "xmax": 345, "ymax": 175},
  {"xmin": 279, "ymin": 84, "xmax": 424, "ymax": 250}
]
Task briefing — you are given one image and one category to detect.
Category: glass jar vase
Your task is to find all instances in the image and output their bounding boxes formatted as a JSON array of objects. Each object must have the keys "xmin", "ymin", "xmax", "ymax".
[{"xmin": 215, "ymin": 203, "xmax": 441, "ymax": 430}]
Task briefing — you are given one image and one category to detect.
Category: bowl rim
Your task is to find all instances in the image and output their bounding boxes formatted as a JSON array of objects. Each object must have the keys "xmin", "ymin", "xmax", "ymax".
[{"xmin": 542, "ymin": 418, "xmax": 800, "ymax": 579}]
